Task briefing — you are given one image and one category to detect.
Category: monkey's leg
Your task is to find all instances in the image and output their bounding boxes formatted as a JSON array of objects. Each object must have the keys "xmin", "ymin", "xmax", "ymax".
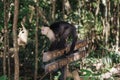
[{"xmin": 58, "ymin": 29, "xmax": 71, "ymax": 50}]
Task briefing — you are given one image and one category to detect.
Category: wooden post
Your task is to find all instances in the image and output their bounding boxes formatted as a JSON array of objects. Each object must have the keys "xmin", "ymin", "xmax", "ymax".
[
  {"xmin": 43, "ymin": 40, "xmax": 87, "ymax": 62},
  {"xmin": 43, "ymin": 40, "xmax": 89, "ymax": 80},
  {"xmin": 45, "ymin": 50, "xmax": 88, "ymax": 72}
]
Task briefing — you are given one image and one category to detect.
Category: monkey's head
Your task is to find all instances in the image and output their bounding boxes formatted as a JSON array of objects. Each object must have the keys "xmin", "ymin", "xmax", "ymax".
[
  {"xmin": 41, "ymin": 26, "xmax": 50, "ymax": 36},
  {"xmin": 41, "ymin": 26, "xmax": 56, "ymax": 42}
]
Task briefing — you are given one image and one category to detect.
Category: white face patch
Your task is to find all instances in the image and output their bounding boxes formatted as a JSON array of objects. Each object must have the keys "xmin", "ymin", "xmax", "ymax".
[
  {"xmin": 41, "ymin": 26, "xmax": 56, "ymax": 42},
  {"xmin": 41, "ymin": 27, "xmax": 50, "ymax": 35}
]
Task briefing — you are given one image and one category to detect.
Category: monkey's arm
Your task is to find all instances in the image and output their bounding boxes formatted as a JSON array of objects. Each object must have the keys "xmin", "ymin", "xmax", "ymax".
[{"xmin": 48, "ymin": 40, "xmax": 58, "ymax": 51}]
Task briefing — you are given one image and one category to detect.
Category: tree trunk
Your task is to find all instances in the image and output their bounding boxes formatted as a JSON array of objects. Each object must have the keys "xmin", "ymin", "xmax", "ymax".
[
  {"xmin": 4, "ymin": 0, "xmax": 11, "ymax": 79},
  {"xmin": 62, "ymin": 0, "xmax": 71, "ymax": 20},
  {"xmin": 34, "ymin": 1, "xmax": 39, "ymax": 80},
  {"xmin": 115, "ymin": 1, "xmax": 120, "ymax": 53},
  {"xmin": 102, "ymin": 0, "xmax": 110, "ymax": 48},
  {"xmin": 3, "ymin": 0, "xmax": 7, "ymax": 76},
  {"xmin": 12, "ymin": 0, "xmax": 19, "ymax": 80},
  {"xmin": 6, "ymin": 1, "xmax": 11, "ymax": 80},
  {"xmin": 64, "ymin": 0, "xmax": 71, "ymax": 14},
  {"xmin": 51, "ymin": 0, "xmax": 56, "ymax": 22},
  {"xmin": 62, "ymin": 0, "xmax": 65, "ymax": 20}
]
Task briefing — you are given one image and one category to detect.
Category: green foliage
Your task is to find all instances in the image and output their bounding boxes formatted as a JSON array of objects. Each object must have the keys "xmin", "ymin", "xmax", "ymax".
[
  {"xmin": 80, "ymin": 69, "xmax": 101, "ymax": 80},
  {"xmin": 109, "ymin": 52, "xmax": 120, "ymax": 63},
  {"xmin": 0, "ymin": 1, "xmax": 3, "ymax": 30},
  {"xmin": 80, "ymin": 69, "xmax": 92, "ymax": 76},
  {"xmin": 0, "ymin": 75, "xmax": 7, "ymax": 80},
  {"xmin": 0, "ymin": 0, "xmax": 120, "ymax": 80},
  {"xmin": 54, "ymin": 71, "xmax": 61, "ymax": 80}
]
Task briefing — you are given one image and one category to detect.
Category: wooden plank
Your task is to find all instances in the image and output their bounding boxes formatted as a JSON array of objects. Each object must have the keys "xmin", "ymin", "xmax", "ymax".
[
  {"xmin": 43, "ymin": 40, "xmax": 87, "ymax": 62},
  {"xmin": 45, "ymin": 50, "xmax": 88, "ymax": 72}
]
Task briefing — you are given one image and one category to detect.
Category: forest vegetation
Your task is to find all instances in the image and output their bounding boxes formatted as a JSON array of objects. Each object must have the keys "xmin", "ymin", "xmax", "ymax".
[{"xmin": 0, "ymin": 0, "xmax": 120, "ymax": 80}]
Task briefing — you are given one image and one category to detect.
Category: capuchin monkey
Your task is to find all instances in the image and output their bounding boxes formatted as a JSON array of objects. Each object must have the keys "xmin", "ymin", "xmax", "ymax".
[
  {"xmin": 41, "ymin": 21, "xmax": 77, "ymax": 54},
  {"xmin": 17, "ymin": 22, "xmax": 28, "ymax": 47}
]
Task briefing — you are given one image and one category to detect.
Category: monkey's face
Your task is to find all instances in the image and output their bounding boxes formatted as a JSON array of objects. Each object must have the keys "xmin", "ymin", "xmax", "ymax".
[{"xmin": 41, "ymin": 27, "xmax": 50, "ymax": 35}]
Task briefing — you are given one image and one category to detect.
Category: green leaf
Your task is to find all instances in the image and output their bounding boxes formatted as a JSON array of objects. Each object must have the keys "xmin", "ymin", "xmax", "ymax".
[{"xmin": 80, "ymin": 69, "xmax": 92, "ymax": 76}]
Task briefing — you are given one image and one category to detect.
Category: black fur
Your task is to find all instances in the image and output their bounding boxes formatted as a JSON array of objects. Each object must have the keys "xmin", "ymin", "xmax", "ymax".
[{"xmin": 48, "ymin": 21, "xmax": 77, "ymax": 54}]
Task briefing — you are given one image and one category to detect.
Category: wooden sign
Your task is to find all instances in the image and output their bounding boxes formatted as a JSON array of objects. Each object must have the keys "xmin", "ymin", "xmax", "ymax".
[
  {"xmin": 45, "ymin": 50, "xmax": 88, "ymax": 72},
  {"xmin": 43, "ymin": 40, "xmax": 88, "ymax": 62}
]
